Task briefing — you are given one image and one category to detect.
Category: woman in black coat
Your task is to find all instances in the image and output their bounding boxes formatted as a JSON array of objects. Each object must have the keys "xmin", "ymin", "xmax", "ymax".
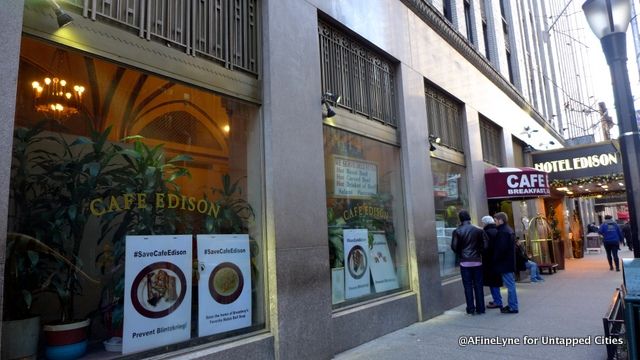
[{"xmin": 481, "ymin": 216, "xmax": 503, "ymax": 289}]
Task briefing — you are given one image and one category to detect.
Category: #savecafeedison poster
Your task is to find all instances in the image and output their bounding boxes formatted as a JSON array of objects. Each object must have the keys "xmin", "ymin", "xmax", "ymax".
[
  {"xmin": 197, "ymin": 234, "xmax": 251, "ymax": 337},
  {"xmin": 343, "ymin": 229, "xmax": 371, "ymax": 299},
  {"xmin": 123, "ymin": 235, "xmax": 192, "ymax": 355}
]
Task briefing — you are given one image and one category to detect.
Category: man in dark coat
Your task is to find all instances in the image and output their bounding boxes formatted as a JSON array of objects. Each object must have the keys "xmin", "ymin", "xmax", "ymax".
[
  {"xmin": 491, "ymin": 212, "xmax": 518, "ymax": 314},
  {"xmin": 481, "ymin": 215, "xmax": 502, "ymax": 309},
  {"xmin": 623, "ymin": 221, "xmax": 633, "ymax": 251},
  {"xmin": 451, "ymin": 210, "xmax": 488, "ymax": 315}
]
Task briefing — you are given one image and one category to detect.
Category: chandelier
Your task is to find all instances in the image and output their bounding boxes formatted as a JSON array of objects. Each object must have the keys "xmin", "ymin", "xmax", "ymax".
[{"xmin": 31, "ymin": 49, "xmax": 85, "ymax": 119}]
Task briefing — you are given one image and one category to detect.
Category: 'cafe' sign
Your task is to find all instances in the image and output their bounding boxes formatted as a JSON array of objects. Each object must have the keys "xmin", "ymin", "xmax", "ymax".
[{"xmin": 484, "ymin": 167, "xmax": 550, "ymax": 199}]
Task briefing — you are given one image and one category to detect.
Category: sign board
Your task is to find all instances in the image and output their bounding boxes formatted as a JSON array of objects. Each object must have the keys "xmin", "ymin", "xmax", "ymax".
[
  {"xmin": 123, "ymin": 235, "xmax": 192, "ymax": 355},
  {"xmin": 532, "ymin": 141, "xmax": 622, "ymax": 181},
  {"xmin": 369, "ymin": 233, "xmax": 399, "ymax": 292},
  {"xmin": 333, "ymin": 156, "xmax": 377, "ymax": 197},
  {"xmin": 197, "ymin": 234, "xmax": 251, "ymax": 337},
  {"xmin": 343, "ymin": 229, "xmax": 371, "ymax": 299},
  {"xmin": 484, "ymin": 167, "xmax": 550, "ymax": 199}
]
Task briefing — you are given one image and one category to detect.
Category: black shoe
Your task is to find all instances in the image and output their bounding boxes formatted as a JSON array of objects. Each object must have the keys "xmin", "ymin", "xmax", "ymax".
[
  {"xmin": 500, "ymin": 306, "xmax": 518, "ymax": 314},
  {"xmin": 610, "ymin": 267, "xmax": 614, "ymax": 271},
  {"xmin": 616, "ymin": 268, "xmax": 621, "ymax": 272}
]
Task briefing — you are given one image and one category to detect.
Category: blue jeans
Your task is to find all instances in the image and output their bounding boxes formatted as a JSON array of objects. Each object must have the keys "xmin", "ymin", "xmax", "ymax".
[
  {"xmin": 460, "ymin": 265, "xmax": 485, "ymax": 314},
  {"xmin": 525, "ymin": 260, "xmax": 542, "ymax": 281},
  {"xmin": 490, "ymin": 287, "xmax": 502, "ymax": 306},
  {"xmin": 489, "ymin": 273, "xmax": 518, "ymax": 311}
]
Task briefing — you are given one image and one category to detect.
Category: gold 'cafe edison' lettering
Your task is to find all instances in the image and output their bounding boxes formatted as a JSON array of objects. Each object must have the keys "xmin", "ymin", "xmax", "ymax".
[
  {"xmin": 90, "ymin": 193, "xmax": 220, "ymax": 217},
  {"xmin": 343, "ymin": 205, "xmax": 391, "ymax": 221},
  {"xmin": 534, "ymin": 153, "xmax": 618, "ymax": 173}
]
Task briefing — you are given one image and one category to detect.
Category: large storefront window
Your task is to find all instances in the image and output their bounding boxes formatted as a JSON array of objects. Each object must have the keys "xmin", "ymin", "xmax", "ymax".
[
  {"xmin": 324, "ymin": 126, "xmax": 408, "ymax": 307},
  {"xmin": 431, "ymin": 158, "xmax": 468, "ymax": 278},
  {"xmin": 3, "ymin": 37, "xmax": 264, "ymax": 358}
]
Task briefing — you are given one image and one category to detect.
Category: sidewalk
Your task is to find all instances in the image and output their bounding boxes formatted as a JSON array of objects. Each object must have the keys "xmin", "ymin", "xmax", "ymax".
[{"xmin": 334, "ymin": 247, "xmax": 632, "ymax": 360}]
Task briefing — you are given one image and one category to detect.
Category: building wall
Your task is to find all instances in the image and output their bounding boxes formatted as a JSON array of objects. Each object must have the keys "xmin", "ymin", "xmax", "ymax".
[{"xmin": 262, "ymin": 0, "xmax": 333, "ymax": 358}]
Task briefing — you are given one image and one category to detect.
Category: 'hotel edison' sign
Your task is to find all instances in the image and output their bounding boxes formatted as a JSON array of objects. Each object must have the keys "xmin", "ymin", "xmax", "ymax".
[{"xmin": 531, "ymin": 142, "xmax": 622, "ymax": 181}]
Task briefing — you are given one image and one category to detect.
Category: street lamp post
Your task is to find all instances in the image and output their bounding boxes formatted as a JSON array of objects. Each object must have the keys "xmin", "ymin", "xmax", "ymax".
[{"xmin": 583, "ymin": 0, "xmax": 640, "ymax": 258}]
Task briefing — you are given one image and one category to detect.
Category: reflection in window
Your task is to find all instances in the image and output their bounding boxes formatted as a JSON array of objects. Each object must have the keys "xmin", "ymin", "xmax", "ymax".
[
  {"xmin": 324, "ymin": 126, "xmax": 408, "ymax": 307},
  {"xmin": 431, "ymin": 158, "xmax": 469, "ymax": 278},
  {"xmin": 6, "ymin": 36, "xmax": 264, "ymax": 357}
]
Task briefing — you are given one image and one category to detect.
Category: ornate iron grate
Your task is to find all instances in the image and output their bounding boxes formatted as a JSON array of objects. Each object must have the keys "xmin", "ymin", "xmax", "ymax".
[
  {"xmin": 318, "ymin": 21, "xmax": 397, "ymax": 127},
  {"xmin": 67, "ymin": 0, "xmax": 259, "ymax": 76}
]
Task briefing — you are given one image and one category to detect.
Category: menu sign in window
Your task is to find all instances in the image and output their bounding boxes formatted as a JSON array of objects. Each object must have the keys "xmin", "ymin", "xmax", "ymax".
[
  {"xmin": 334, "ymin": 156, "xmax": 378, "ymax": 197},
  {"xmin": 123, "ymin": 235, "xmax": 192, "ymax": 355},
  {"xmin": 197, "ymin": 234, "xmax": 251, "ymax": 337}
]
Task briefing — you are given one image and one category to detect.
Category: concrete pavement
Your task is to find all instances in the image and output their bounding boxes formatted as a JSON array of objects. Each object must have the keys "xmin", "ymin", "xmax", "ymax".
[{"xmin": 334, "ymin": 247, "xmax": 632, "ymax": 360}]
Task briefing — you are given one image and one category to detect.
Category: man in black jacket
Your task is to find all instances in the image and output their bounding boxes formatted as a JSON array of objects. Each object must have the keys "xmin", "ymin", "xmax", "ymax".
[
  {"xmin": 491, "ymin": 212, "xmax": 519, "ymax": 314},
  {"xmin": 623, "ymin": 221, "xmax": 633, "ymax": 251},
  {"xmin": 451, "ymin": 210, "xmax": 488, "ymax": 315}
]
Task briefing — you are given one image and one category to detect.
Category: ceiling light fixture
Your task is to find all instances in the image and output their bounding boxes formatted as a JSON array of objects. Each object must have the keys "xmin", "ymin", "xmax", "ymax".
[{"xmin": 31, "ymin": 48, "xmax": 85, "ymax": 120}]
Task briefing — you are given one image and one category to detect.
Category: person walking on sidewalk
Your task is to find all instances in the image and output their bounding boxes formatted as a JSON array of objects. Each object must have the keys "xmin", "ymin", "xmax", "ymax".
[
  {"xmin": 491, "ymin": 212, "xmax": 519, "ymax": 314},
  {"xmin": 451, "ymin": 210, "xmax": 488, "ymax": 315},
  {"xmin": 623, "ymin": 220, "xmax": 633, "ymax": 251},
  {"xmin": 480, "ymin": 216, "xmax": 503, "ymax": 310},
  {"xmin": 599, "ymin": 215, "xmax": 624, "ymax": 271}
]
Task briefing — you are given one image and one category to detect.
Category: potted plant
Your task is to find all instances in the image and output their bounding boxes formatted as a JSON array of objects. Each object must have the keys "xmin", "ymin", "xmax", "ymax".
[
  {"xmin": 8, "ymin": 123, "xmax": 126, "ymax": 358},
  {"xmin": 2, "ymin": 233, "xmax": 51, "ymax": 359},
  {"xmin": 3, "ymin": 124, "xmax": 54, "ymax": 359}
]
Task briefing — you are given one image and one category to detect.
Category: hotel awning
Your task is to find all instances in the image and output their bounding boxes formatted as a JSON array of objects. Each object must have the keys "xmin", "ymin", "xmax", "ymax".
[{"xmin": 485, "ymin": 167, "xmax": 551, "ymax": 200}]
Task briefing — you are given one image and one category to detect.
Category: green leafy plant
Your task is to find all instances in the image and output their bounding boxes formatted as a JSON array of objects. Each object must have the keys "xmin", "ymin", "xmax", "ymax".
[
  {"xmin": 95, "ymin": 136, "xmax": 192, "ymax": 335},
  {"xmin": 203, "ymin": 174, "xmax": 254, "ymax": 234},
  {"xmin": 7, "ymin": 124, "xmax": 120, "ymax": 323},
  {"xmin": 3, "ymin": 233, "xmax": 95, "ymax": 320}
]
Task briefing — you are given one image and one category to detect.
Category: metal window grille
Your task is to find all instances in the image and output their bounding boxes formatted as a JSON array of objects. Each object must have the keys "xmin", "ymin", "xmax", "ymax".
[
  {"xmin": 479, "ymin": 116, "xmax": 502, "ymax": 166},
  {"xmin": 318, "ymin": 21, "xmax": 397, "ymax": 127},
  {"xmin": 425, "ymin": 83, "xmax": 464, "ymax": 152},
  {"xmin": 73, "ymin": 0, "xmax": 259, "ymax": 76}
]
